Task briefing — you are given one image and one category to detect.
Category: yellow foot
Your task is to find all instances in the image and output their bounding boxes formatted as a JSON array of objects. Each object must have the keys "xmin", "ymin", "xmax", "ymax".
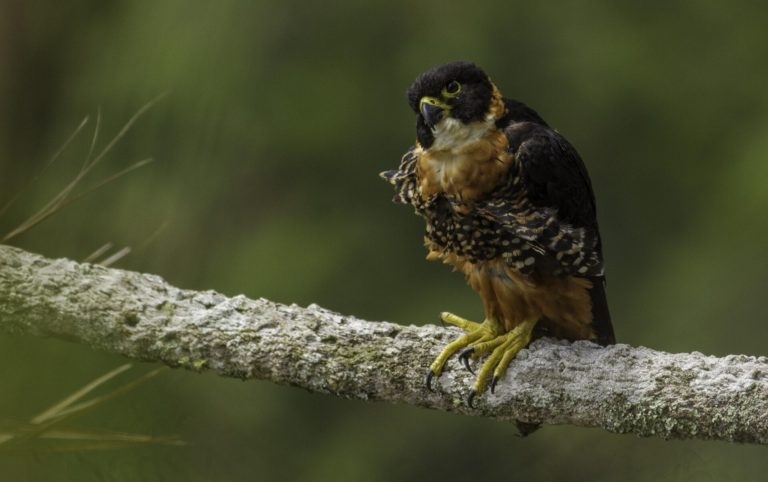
[
  {"xmin": 427, "ymin": 312, "xmax": 537, "ymax": 408},
  {"xmin": 426, "ymin": 312, "xmax": 503, "ymax": 390}
]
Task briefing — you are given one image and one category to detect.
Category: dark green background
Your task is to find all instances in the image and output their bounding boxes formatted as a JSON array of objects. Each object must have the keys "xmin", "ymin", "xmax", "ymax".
[{"xmin": 1, "ymin": 0, "xmax": 767, "ymax": 480}]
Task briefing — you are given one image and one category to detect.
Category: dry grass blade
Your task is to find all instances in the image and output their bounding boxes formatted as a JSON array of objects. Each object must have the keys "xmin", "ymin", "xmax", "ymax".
[
  {"xmin": 31, "ymin": 364, "xmax": 132, "ymax": 425},
  {"xmin": 2, "ymin": 153, "xmax": 154, "ymax": 242},
  {"xmin": 85, "ymin": 215, "xmax": 167, "ymax": 268},
  {"xmin": 82, "ymin": 107, "xmax": 101, "ymax": 170},
  {"xmin": 3, "ymin": 117, "xmax": 102, "ymax": 236},
  {"xmin": 85, "ymin": 92, "xmax": 167, "ymax": 171},
  {"xmin": 0, "ymin": 439, "xmax": 182, "ymax": 455},
  {"xmin": 98, "ymin": 246, "xmax": 131, "ymax": 267},
  {"xmin": 3, "ymin": 158, "xmax": 155, "ymax": 243},
  {"xmin": 83, "ymin": 242, "xmax": 114, "ymax": 263},
  {"xmin": 2, "ymin": 92, "xmax": 167, "ymax": 242},
  {"xmin": 137, "ymin": 220, "xmax": 169, "ymax": 251},
  {"xmin": 45, "ymin": 367, "xmax": 166, "ymax": 421},
  {"xmin": 0, "ymin": 116, "xmax": 89, "ymax": 217},
  {"xmin": 41, "ymin": 428, "xmax": 183, "ymax": 445},
  {"xmin": 0, "ymin": 425, "xmax": 183, "ymax": 451},
  {"xmin": 68, "ymin": 158, "xmax": 154, "ymax": 205},
  {"xmin": 0, "ymin": 365, "xmax": 170, "ymax": 452}
]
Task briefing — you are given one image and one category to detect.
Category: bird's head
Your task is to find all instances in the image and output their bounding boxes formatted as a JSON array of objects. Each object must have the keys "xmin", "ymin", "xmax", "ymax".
[{"xmin": 406, "ymin": 61, "xmax": 501, "ymax": 150}]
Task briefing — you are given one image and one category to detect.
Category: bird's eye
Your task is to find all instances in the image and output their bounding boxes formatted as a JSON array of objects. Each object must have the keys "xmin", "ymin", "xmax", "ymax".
[{"xmin": 442, "ymin": 81, "xmax": 462, "ymax": 98}]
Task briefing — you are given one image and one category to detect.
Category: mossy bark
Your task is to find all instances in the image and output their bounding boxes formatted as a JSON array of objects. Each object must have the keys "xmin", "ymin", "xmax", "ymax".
[{"xmin": 1, "ymin": 245, "xmax": 766, "ymax": 443}]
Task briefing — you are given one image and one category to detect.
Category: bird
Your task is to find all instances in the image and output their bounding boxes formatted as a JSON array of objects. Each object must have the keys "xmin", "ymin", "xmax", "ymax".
[{"xmin": 380, "ymin": 61, "xmax": 615, "ymax": 406}]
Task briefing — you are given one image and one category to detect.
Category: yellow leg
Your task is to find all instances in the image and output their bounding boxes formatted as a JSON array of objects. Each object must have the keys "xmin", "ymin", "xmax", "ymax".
[
  {"xmin": 428, "ymin": 313, "xmax": 537, "ymax": 407},
  {"xmin": 426, "ymin": 312, "xmax": 504, "ymax": 390},
  {"xmin": 492, "ymin": 321, "xmax": 536, "ymax": 383},
  {"xmin": 472, "ymin": 319, "xmax": 537, "ymax": 399}
]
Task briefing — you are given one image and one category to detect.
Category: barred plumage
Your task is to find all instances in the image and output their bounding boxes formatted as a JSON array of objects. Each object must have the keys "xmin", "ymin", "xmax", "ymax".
[{"xmin": 382, "ymin": 136, "xmax": 604, "ymax": 278}]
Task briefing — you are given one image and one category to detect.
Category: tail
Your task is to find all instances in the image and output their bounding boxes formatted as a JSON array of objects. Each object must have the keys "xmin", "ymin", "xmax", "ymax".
[{"xmin": 588, "ymin": 276, "xmax": 615, "ymax": 345}]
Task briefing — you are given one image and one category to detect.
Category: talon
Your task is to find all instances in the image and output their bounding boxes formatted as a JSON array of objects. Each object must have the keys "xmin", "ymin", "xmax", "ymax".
[
  {"xmin": 428, "ymin": 317, "xmax": 536, "ymax": 405},
  {"xmin": 467, "ymin": 390, "xmax": 477, "ymax": 408},
  {"xmin": 458, "ymin": 348, "xmax": 475, "ymax": 373},
  {"xmin": 426, "ymin": 314, "xmax": 487, "ymax": 385}
]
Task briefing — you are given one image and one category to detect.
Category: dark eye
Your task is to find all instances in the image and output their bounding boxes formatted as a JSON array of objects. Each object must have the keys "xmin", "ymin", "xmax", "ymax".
[{"xmin": 442, "ymin": 81, "xmax": 462, "ymax": 97}]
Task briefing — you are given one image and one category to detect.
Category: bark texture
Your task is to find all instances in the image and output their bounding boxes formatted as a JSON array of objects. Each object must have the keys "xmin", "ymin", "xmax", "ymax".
[{"xmin": 1, "ymin": 244, "xmax": 766, "ymax": 443}]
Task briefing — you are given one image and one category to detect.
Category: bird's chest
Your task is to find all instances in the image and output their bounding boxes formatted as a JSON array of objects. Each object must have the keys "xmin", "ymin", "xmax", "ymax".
[{"xmin": 415, "ymin": 130, "xmax": 512, "ymax": 203}]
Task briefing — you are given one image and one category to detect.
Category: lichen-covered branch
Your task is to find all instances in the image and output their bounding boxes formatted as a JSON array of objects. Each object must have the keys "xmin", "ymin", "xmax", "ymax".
[{"xmin": 1, "ymin": 245, "xmax": 766, "ymax": 444}]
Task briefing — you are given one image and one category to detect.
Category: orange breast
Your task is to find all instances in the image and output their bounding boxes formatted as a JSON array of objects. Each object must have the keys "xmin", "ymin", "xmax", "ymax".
[{"xmin": 416, "ymin": 130, "xmax": 512, "ymax": 203}]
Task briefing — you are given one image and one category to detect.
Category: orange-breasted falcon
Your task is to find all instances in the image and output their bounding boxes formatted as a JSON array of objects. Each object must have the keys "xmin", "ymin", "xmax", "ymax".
[{"xmin": 381, "ymin": 61, "xmax": 615, "ymax": 406}]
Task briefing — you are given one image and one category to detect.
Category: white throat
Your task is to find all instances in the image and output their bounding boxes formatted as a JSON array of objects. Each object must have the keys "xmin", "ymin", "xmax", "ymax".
[{"xmin": 429, "ymin": 113, "xmax": 496, "ymax": 152}]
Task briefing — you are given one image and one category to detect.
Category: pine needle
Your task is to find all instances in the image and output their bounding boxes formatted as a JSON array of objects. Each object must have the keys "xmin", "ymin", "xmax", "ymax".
[
  {"xmin": 2, "ymin": 91, "xmax": 167, "ymax": 242},
  {"xmin": 98, "ymin": 246, "xmax": 131, "ymax": 267},
  {"xmin": 137, "ymin": 220, "xmax": 169, "ymax": 251},
  {"xmin": 2, "ymin": 153, "xmax": 153, "ymax": 242},
  {"xmin": 41, "ymin": 367, "xmax": 166, "ymax": 422},
  {"xmin": 31, "ymin": 364, "xmax": 132, "ymax": 425},
  {"xmin": 82, "ymin": 107, "xmax": 101, "ymax": 170},
  {"xmin": 41, "ymin": 428, "xmax": 183, "ymax": 445},
  {"xmin": 0, "ymin": 439, "xmax": 182, "ymax": 455},
  {"xmin": 0, "ymin": 116, "xmax": 89, "ymax": 217},
  {"xmin": 83, "ymin": 242, "xmax": 114, "ymax": 263},
  {"xmin": 0, "ymin": 426, "xmax": 184, "ymax": 454},
  {"xmin": 0, "ymin": 365, "xmax": 169, "ymax": 452},
  {"xmin": 70, "ymin": 158, "xmax": 154, "ymax": 205}
]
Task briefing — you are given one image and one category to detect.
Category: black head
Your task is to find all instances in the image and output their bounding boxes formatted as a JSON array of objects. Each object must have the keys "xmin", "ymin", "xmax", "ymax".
[{"xmin": 406, "ymin": 61, "xmax": 495, "ymax": 147}]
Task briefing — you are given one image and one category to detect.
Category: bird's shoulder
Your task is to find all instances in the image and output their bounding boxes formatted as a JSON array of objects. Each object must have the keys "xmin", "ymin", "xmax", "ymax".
[{"xmin": 495, "ymin": 101, "xmax": 598, "ymax": 230}]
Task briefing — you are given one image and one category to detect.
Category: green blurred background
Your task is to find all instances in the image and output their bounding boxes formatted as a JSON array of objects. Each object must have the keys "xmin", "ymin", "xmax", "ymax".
[{"xmin": 1, "ymin": 0, "xmax": 767, "ymax": 480}]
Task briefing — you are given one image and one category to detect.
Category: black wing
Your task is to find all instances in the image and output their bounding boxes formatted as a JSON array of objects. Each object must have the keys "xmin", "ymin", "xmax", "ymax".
[
  {"xmin": 514, "ymin": 122, "xmax": 614, "ymax": 344},
  {"xmin": 508, "ymin": 121, "xmax": 599, "ymax": 236},
  {"xmin": 483, "ymin": 119, "xmax": 615, "ymax": 344},
  {"xmin": 476, "ymin": 121, "xmax": 605, "ymax": 277}
]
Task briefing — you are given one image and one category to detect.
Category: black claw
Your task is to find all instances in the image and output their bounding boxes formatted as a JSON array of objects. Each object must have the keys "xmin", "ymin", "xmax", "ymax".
[
  {"xmin": 490, "ymin": 376, "xmax": 498, "ymax": 394},
  {"xmin": 467, "ymin": 390, "xmax": 477, "ymax": 408},
  {"xmin": 458, "ymin": 348, "xmax": 475, "ymax": 374},
  {"xmin": 426, "ymin": 371, "xmax": 435, "ymax": 391}
]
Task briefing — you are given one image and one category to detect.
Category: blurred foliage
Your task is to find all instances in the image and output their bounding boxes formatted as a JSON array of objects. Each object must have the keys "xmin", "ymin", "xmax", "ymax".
[{"xmin": 1, "ymin": 0, "xmax": 767, "ymax": 480}]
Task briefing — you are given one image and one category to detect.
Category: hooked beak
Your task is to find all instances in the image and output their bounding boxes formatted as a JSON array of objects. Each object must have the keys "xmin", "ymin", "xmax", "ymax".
[{"xmin": 419, "ymin": 96, "xmax": 449, "ymax": 129}]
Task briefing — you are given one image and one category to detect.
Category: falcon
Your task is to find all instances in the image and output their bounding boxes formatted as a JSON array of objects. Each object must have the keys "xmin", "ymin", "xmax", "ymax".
[{"xmin": 381, "ymin": 61, "xmax": 615, "ymax": 406}]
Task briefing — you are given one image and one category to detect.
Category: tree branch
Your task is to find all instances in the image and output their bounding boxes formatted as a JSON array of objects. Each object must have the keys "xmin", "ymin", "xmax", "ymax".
[{"xmin": 1, "ymin": 244, "xmax": 766, "ymax": 444}]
